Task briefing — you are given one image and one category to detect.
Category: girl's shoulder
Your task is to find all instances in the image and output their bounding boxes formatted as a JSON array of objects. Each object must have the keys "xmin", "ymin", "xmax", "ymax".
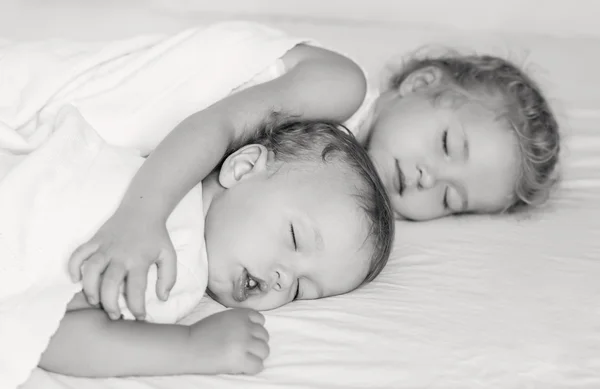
[
  {"xmin": 232, "ymin": 59, "xmax": 286, "ymax": 94},
  {"xmin": 235, "ymin": 43, "xmax": 376, "ymax": 137},
  {"xmin": 343, "ymin": 86, "xmax": 378, "ymax": 139}
]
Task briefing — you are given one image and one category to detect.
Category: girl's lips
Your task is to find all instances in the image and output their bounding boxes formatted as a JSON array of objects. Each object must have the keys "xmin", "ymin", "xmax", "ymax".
[
  {"xmin": 233, "ymin": 268, "xmax": 249, "ymax": 302},
  {"xmin": 395, "ymin": 159, "xmax": 406, "ymax": 195}
]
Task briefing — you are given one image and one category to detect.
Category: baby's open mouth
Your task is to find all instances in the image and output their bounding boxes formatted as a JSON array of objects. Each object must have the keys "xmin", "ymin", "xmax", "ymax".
[{"xmin": 233, "ymin": 269, "xmax": 259, "ymax": 302}]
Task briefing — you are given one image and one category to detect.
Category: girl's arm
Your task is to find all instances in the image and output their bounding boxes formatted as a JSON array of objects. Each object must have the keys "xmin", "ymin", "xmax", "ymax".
[
  {"xmin": 118, "ymin": 45, "xmax": 366, "ymax": 224},
  {"xmin": 40, "ymin": 308, "xmax": 268, "ymax": 377},
  {"xmin": 68, "ymin": 44, "xmax": 366, "ymax": 321}
]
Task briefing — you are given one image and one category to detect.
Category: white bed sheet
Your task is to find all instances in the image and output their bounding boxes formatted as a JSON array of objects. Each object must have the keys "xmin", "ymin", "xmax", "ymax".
[{"xmin": 3, "ymin": 2, "xmax": 600, "ymax": 389}]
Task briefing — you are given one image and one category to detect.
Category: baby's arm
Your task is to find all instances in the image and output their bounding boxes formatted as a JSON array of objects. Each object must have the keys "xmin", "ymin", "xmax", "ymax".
[
  {"xmin": 40, "ymin": 309, "xmax": 193, "ymax": 377},
  {"xmin": 40, "ymin": 307, "xmax": 268, "ymax": 377},
  {"xmin": 69, "ymin": 44, "xmax": 367, "ymax": 320}
]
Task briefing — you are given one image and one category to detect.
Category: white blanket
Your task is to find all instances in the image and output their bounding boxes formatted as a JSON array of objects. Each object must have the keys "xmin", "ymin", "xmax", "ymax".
[
  {"xmin": 0, "ymin": 22, "xmax": 307, "ymax": 389},
  {"xmin": 0, "ymin": 21, "xmax": 307, "ymax": 155}
]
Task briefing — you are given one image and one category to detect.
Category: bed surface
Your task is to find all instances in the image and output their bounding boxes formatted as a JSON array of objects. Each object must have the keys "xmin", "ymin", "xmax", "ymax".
[{"xmin": 3, "ymin": 1, "xmax": 600, "ymax": 388}]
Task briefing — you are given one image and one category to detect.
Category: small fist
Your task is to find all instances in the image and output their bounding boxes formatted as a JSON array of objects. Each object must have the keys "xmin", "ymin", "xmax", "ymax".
[{"xmin": 189, "ymin": 308, "xmax": 270, "ymax": 375}]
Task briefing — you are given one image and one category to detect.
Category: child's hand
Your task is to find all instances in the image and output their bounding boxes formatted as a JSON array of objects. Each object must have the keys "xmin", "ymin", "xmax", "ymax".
[
  {"xmin": 189, "ymin": 308, "xmax": 270, "ymax": 375},
  {"xmin": 68, "ymin": 210, "xmax": 176, "ymax": 320}
]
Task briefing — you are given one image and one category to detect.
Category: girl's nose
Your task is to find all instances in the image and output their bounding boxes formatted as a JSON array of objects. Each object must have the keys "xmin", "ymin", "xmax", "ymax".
[{"xmin": 417, "ymin": 165, "xmax": 436, "ymax": 189}]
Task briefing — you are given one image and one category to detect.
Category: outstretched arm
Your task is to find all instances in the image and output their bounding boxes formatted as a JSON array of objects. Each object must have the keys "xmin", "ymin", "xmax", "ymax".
[
  {"xmin": 40, "ymin": 307, "xmax": 269, "ymax": 377},
  {"xmin": 40, "ymin": 309, "xmax": 194, "ymax": 377}
]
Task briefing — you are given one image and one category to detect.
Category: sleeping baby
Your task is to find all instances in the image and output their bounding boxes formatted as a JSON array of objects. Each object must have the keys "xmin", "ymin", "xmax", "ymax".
[{"xmin": 38, "ymin": 112, "xmax": 394, "ymax": 377}]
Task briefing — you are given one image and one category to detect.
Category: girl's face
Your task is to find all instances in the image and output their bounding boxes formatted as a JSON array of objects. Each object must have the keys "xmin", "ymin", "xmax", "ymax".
[{"xmin": 367, "ymin": 88, "xmax": 520, "ymax": 221}]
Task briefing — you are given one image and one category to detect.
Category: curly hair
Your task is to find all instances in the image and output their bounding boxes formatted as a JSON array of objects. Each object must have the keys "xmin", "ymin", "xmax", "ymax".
[{"xmin": 388, "ymin": 50, "xmax": 560, "ymax": 211}]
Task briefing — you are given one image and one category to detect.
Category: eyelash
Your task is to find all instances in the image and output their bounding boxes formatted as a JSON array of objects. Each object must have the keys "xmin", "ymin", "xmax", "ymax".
[
  {"xmin": 293, "ymin": 280, "xmax": 300, "ymax": 301},
  {"xmin": 442, "ymin": 129, "xmax": 449, "ymax": 155},
  {"xmin": 290, "ymin": 224, "xmax": 300, "ymax": 300},
  {"xmin": 442, "ymin": 187, "xmax": 449, "ymax": 210},
  {"xmin": 290, "ymin": 224, "xmax": 297, "ymax": 250},
  {"xmin": 441, "ymin": 130, "xmax": 451, "ymax": 211}
]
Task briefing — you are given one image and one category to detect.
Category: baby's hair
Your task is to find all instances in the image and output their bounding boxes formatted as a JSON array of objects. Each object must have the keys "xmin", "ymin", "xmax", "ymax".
[
  {"xmin": 388, "ymin": 49, "xmax": 560, "ymax": 211},
  {"xmin": 226, "ymin": 112, "xmax": 395, "ymax": 284}
]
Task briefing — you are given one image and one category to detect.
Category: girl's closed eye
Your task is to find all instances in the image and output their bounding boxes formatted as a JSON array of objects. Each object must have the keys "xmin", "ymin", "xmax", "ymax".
[
  {"xmin": 442, "ymin": 129, "xmax": 449, "ymax": 155},
  {"xmin": 289, "ymin": 223, "xmax": 297, "ymax": 251},
  {"xmin": 442, "ymin": 187, "xmax": 449, "ymax": 210}
]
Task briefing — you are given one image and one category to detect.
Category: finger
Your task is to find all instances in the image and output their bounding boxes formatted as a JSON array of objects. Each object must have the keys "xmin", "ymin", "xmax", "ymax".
[
  {"xmin": 68, "ymin": 243, "xmax": 100, "ymax": 282},
  {"xmin": 81, "ymin": 253, "xmax": 109, "ymax": 305},
  {"xmin": 125, "ymin": 269, "xmax": 148, "ymax": 320},
  {"xmin": 156, "ymin": 247, "xmax": 177, "ymax": 301},
  {"xmin": 100, "ymin": 263, "xmax": 127, "ymax": 320},
  {"xmin": 249, "ymin": 336, "xmax": 270, "ymax": 360},
  {"xmin": 247, "ymin": 310, "xmax": 265, "ymax": 326},
  {"xmin": 251, "ymin": 323, "xmax": 270, "ymax": 343},
  {"xmin": 243, "ymin": 353, "xmax": 265, "ymax": 375}
]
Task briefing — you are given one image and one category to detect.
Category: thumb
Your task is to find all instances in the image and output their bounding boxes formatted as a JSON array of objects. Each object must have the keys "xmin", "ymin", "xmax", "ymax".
[{"xmin": 156, "ymin": 246, "xmax": 177, "ymax": 301}]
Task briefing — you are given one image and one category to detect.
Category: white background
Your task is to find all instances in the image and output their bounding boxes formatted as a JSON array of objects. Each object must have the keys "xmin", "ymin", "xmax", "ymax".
[{"xmin": 1, "ymin": 0, "xmax": 599, "ymax": 40}]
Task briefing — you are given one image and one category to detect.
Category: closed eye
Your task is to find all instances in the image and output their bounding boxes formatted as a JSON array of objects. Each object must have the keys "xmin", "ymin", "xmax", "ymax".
[
  {"xmin": 290, "ymin": 223, "xmax": 297, "ymax": 251},
  {"xmin": 293, "ymin": 280, "xmax": 300, "ymax": 300},
  {"xmin": 442, "ymin": 129, "xmax": 449, "ymax": 155},
  {"xmin": 442, "ymin": 187, "xmax": 449, "ymax": 210}
]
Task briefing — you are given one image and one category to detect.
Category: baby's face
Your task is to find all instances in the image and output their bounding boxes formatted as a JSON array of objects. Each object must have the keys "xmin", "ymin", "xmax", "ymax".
[
  {"xmin": 204, "ymin": 160, "xmax": 372, "ymax": 310},
  {"xmin": 367, "ymin": 90, "xmax": 520, "ymax": 221}
]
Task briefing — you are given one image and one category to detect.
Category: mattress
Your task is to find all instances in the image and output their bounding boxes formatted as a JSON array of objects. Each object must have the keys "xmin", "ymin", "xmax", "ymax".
[{"xmin": 3, "ymin": 1, "xmax": 600, "ymax": 388}]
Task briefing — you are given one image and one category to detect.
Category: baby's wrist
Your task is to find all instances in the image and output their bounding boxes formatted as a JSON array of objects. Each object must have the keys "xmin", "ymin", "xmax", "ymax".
[
  {"xmin": 181, "ymin": 322, "xmax": 227, "ymax": 375},
  {"xmin": 178, "ymin": 324, "xmax": 211, "ymax": 374}
]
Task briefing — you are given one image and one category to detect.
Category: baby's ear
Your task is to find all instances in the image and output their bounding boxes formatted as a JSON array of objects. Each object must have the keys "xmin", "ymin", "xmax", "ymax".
[
  {"xmin": 218, "ymin": 144, "xmax": 270, "ymax": 189},
  {"xmin": 398, "ymin": 66, "xmax": 445, "ymax": 96}
]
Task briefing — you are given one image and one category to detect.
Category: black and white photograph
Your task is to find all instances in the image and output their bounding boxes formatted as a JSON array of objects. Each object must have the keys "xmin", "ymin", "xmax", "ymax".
[{"xmin": 0, "ymin": 1, "xmax": 598, "ymax": 388}]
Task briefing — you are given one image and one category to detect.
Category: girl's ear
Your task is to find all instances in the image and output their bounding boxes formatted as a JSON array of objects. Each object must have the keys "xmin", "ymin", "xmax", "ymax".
[
  {"xmin": 398, "ymin": 66, "xmax": 445, "ymax": 96},
  {"xmin": 218, "ymin": 144, "xmax": 270, "ymax": 189}
]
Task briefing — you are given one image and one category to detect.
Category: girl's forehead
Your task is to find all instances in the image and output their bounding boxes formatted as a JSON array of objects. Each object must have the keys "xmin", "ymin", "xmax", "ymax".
[
  {"xmin": 462, "ymin": 111, "xmax": 520, "ymax": 208},
  {"xmin": 453, "ymin": 99, "xmax": 508, "ymax": 131}
]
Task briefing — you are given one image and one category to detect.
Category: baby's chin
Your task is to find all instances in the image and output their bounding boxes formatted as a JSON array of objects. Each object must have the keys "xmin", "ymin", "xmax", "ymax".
[
  {"xmin": 206, "ymin": 287, "xmax": 286, "ymax": 311},
  {"xmin": 206, "ymin": 287, "xmax": 252, "ymax": 309},
  {"xmin": 206, "ymin": 287, "xmax": 234, "ymax": 307}
]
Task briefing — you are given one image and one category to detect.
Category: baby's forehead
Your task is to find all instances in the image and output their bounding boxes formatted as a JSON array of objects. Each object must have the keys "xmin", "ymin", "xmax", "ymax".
[{"xmin": 277, "ymin": 157, "xmax": 376, "ymax": 230}]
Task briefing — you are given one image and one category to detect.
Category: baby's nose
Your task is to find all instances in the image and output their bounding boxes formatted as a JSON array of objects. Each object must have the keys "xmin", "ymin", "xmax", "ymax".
[{"xmin": 271, "ymin": 270, "xmax": 294, "ymax": 292}]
